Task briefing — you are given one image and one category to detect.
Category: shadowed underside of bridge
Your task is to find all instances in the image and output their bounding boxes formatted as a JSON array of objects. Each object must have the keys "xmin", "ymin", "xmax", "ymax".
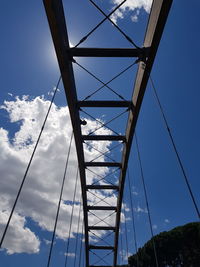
[{"xmin": 43, "ymin": 0, "xmax": 172, "ymax": 266}]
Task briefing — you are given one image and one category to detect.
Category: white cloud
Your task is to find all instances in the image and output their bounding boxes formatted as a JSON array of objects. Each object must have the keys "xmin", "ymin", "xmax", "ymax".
[
  {"xmin": 119, "ymin": 249, "xmax": 132, "ymax": 261},
  {"xmin": 125, "ymin": 206, "xmax": 130, "ymax": 212},
  {"xmin": 43, "ymin": 239, "xmax": 51, "ymax": 245},
  {"xmin": 88, "ymin": 208, "xmax": 116, "ymax": 227},
  {"xmin": 110, "ymin": 0, "xmax": 153, "ymax": 24},
  {"xmin": 0, "ymin": 211, "xmax": 40, "ymax": 255},
  {"xmin": 0, "ymin": 95, "xmax": 116, "ymax": 254},
  {"xmin": 134, "ymin": 205, "xmax": 147, "ymax": 213},
  {"xmin": 64, "ymin": 252, "xmax": 75, "ymax": 257},
  {"xmin": 152, "ymin": 224, "xmax": 157, "ymax": 230},
  {"xmin": 131, "ymin": 10, "xmax": 140, "ymax": 22},
  {"xmin": 164, "ymin": 219, "xmax": 170, "ymax": 224}
]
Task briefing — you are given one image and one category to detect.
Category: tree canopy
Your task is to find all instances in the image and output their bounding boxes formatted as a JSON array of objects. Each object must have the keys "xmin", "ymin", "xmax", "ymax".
[{"xmin": 128, "ymin": 222, "xmax": 200, "ymax": 267}]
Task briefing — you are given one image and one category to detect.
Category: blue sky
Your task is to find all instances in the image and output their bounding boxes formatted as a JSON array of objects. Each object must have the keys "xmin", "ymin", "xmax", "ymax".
[{"xmin": 0, "ymin": 0, "xmax": 200, "ymax": 266}]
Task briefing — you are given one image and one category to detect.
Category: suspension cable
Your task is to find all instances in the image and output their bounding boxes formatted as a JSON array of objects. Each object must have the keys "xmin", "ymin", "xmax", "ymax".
[
  {"xmin": 91, "ymin": 230, "xmax": 114, "ymax": 243},
  {"xmin": 88, "ymin": 190, "xmax": 114, "ymax": 207},
  {"xmin": 74, "ymin": 60, "xmax": 126, "ymax": 100},
  {"xmin": 149, "ymin": 75, "xmax": 200, "ymax": 220},
  {"xmin": 81, "ymin": 108, "xmax": 128, "ymax": 136},
  {"xmin": 89, "ymin": 210, "xmax": 115, "ymax": 227},
  {"xmin": 73, "ymin": 197, "xmax": 82, "ymax": 267},
  {"xmin": 89, "ymin": 0, "xmax": 140, "ymax": 49},
  {"xmin": 92, "ymin": 193, "xmax": 117, "ymax": 207},
  {"xmin": 82, "ymin": 246, "xmax": 85, "ymax": 267},
  {"xmin": 91, "ymin": 167, "xmax": 120, "ymax": 186},
  {"xmin": 64, "ymin": 168, "xmax": 79, "ymax": 267},
  {"xmin": 85, "ymin": 142, "xmax": 122, "ymax": 163},
  {"xmin": 80, "ymin": 60, "xmax": 138, "ymax": 101},
  {"xmin": 78, "ymin": 218, "xmax": 84, "ymax": 267},
  {"xmin": 122, "ymin": 201, "xmax": 129, "ymax": 264},
  {"xmin": 118, "ymin": 202, "xmax": 126, "ymax": 265},
  {"xmin": 74, "ymin": 0, "xmax": 127, "ymax": 48},
  {"xmin": 46, "ymin": 132, "xmax": 73, "ymax": 267},
  {"xmin": 89, "ymin": 230, "xmax": 112, "ymax": 246},
  {"xmin": 91, "ymin": 211, "xmax": 116, "ymax": 227},
  {"xmin": 127, "ymin": 168, "xmax": 139, "ymax": 266},
  {"xmin": 87, "ymin": 167, "xmax": 117, "ymax": 186},
  {"xmin": 91, "ymin": 191, "xmax": 117, "ymax": 207},
  {"xmin": 118, "ymin": 231, "xmax": 121, "ymax": 265},
  {"xmin": 90, "ymin": 142, "xmax": 123, "ymax": 163},
  {"xmin": 85, "ymin": 142, "xmax": 117, "ymax": 163},
  {"xmin": 93, "ymin": 250, "xmax": 114, "ymax": 266},
  {"xmin": 0, "ymin": 75, "xmax": 62, "ymax": 249},
  {"xmin": 88, "ymin": 108, "xmax": 129, "ymax": 136},
  {"xmin": 135, "ymin": 134, "xmax": 159, "ymax": 267},
  {"xmin": 90, "ymin": 250, "xmax": 113, "ymax": 266},
  {"xmin": 120, "ymin": 229, "xmax": 124, "ymax": 265},
  {"xmin": 80, "ymin": 109, "xmax": 120, "ymax": 136}
]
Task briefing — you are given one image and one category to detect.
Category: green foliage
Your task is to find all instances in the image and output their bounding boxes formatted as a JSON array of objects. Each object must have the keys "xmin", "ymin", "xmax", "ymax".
[{"xmin": 128, "ymin": 222, "xmax": 200, "ymax": 267}]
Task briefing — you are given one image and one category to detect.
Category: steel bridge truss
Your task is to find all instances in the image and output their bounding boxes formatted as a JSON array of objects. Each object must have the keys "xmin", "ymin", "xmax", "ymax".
[{"xmin": 43, "ymin": 0, "xmax": 172, "ymax": 266}]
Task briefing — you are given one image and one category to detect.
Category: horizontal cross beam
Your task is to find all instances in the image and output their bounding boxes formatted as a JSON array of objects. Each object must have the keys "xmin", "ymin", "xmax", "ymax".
[
  {"xmin": 88, "ymin": 226, "xmax": 116, "ymax": 231},
  {"xmin": 87, "ymin": 206, "xmax": 117, "ymax": 211},
  {"xmin": 89, "ymin": 245, "xmax": 114, "ymax": 250},
  {"xmin": 85, "ymin": 162, "xmax": 121, "ymax": 167},
  {"xmin": 69, "ymin": 47, "xmax": 149, "ymax": 57},
  {"xmin": 82, "ymin": 135, "xmax": 126, "ymax": 142},
  {"xmin": 86, "ymin": 185, "xmax": 119, "ymax": 190},
  {"xmin": 78, "ymin": 100, "xmax": 133, "ymax": 108}
]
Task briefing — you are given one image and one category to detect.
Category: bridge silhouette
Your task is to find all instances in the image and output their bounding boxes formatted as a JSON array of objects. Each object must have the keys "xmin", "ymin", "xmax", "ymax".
[{"xmin": 1, "ymin": 0, "xmax": 200, "ymax": 266}]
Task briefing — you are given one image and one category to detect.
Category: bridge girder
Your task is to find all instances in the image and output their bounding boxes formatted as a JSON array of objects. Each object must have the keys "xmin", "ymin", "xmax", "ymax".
[{"xmin": 43, "ymin": 0, "xmax": 173, "ymax": 266}]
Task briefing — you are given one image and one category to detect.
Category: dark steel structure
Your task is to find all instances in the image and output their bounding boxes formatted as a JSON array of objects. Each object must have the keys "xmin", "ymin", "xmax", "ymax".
[{"xmin": 43, "ymin": 0, "xmax": 172, "ymax": 266}]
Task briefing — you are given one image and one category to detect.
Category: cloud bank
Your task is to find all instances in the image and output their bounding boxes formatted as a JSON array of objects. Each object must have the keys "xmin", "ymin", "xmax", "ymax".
[
  {"xmin": 110, "ymin": 0, "xmax": 153, "ymax": 23},
  {"xmin": 0, "ymin": 95, "xmax": 115, "ymax": 254},
  {"xmin": 0, "ymin": 94, "xmax": 144, "ymax": 255}
]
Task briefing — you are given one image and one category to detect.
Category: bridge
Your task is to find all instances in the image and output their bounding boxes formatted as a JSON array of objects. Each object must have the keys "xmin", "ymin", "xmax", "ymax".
[{"xmin": 1, "ymin": 0, "xmax": 200, "ymax": 267}]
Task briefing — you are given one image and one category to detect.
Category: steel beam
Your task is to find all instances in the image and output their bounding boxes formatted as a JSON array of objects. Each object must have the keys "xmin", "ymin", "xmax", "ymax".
[
  {"xmin": 78, "ymin": 100, "xmax": 132, "ymax": 108},
  {"xmin": 44, "ymin": 0, "xmax": 172, "ymax": 266},
  {"xmin": 89, "ymin": 245, "xmax": 114, "ymax": 250},
  {"xmin": 85, "ymin": 162, "xmax": 121, "ymax": 168},
  {"xmin": 86, "ymin": 185, "xmax": 119, "ymax": 190},
  {"xmin": 88, "ymin": 226, "xmax": 116, "ymax": 231},
  {"xmin": 43, "ymin": 0, "xmax": 90, "ymax": 265},
  {"xmin": 113, "ymin": 0, "xmax": 173, "ymax": 266},
  {"xmin": 82, "ymin": 135, "xmax": 126, "ymax": 142},
  {"xmin": 87, "ymin": 206, "xmax": 117, "ymax": 211},
  {"xmin": 69, "ymin": 47, "xmax": 149, "ymax": 58}
]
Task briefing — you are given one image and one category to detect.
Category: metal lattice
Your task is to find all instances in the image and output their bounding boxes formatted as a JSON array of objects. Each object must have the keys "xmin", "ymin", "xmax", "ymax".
[{"xmin": 43, "ymin": 0, "xmax": 172, "ymax": 266}]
